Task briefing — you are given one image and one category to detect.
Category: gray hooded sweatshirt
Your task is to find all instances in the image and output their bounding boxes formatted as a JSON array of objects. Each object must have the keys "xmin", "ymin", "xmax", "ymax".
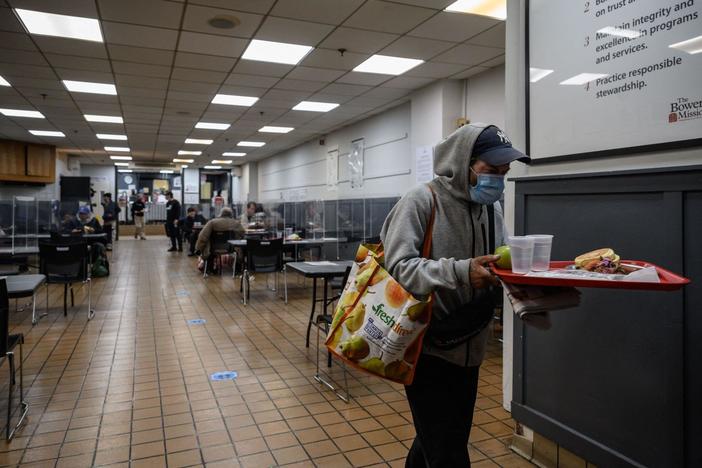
[{"xmin": 380, "ymin": 123, "xmax": 505, "ymax": 367}]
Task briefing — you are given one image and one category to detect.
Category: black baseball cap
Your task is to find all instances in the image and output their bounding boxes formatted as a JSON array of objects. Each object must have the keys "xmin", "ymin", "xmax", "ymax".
[{"xmin": 472, "ymin": 125, "xmax": 530, "ymax": 166}]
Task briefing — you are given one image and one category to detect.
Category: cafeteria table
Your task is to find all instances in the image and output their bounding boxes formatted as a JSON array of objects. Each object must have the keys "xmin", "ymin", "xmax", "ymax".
[{"xmin": 5, "ymin": 274, "xmax": 46, "ymax": 325}]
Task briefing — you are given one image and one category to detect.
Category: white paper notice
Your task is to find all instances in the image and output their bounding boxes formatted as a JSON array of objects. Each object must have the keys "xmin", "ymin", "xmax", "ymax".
[
  {"xmin": 184, "ymin": 193, "xmax": 199, "ymax": 204},
  {"xmin": 415, "ymin": 146, "xmax": 434, "ymax": 183},
  {"xmin": 327, "ymin": 149, "xmax": 338, "ymax": 191}
]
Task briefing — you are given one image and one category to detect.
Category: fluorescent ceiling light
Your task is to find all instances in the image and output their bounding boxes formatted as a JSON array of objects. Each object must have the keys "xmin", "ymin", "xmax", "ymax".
[
  {"xmin": 204, "ymin": 165, "xmax": 222, "ymax": 170},
  {"xmin": 669, "ymin": 35, "xmax": 702, "ymax": 54},
  {"xmin": 353, "ymin": 54, "xmax": 424, "ymax": 75},
  {"xmin": 530, "ymin": 67, "xmax": 554, "ymax": 83},
  {"xmin": 173, "ymin": 158, "xmax": 194, "ymax": 163},
  {"xmin": 597, "ymin": 26, "xmax": 642, "ymax": 39},
  {"xmin": 211, "ymin": 94, "xmax": 258, "ymax": 106},
  {"xmin": 160, "ymin": 170, "xmax": 174, "ymax": 174},
  {"xmin": 242, "ymin": 39, "xmax": 313, "ymax": 65},
  {"xmin": 114, "ymin": 162, "xmax": 129, "ymax": 166},
  {"xmin": 237, "ymin": 141, "xmax": 265, "ymax": 147},
  {"xmin": 185, "ymin": 138, "xmax": 213, "ymax": 145},
  {"xmin": 105, "ymin": 146, "xmax": 129, "ymax": 152},
  {"xmin": 118, "ymin": 169, "xmax": 132, "ymax": 173},
  {"xmin": 0, "ymin": 75, "xmax": 10, "ymax": 87},
  {"xmin": 211, "ymin": 160, "xmax": 233, "ymax": 164},
  {"xmin": 195, "ymin": 122, "xmax": 230, "ymax": 130},
  {"xmin": 259, "ymin": 126, "xmax": 294, "ymax": 133},
  {"xmin": 14, "ymin": 8, "xmax": 103, "ymax": 42},
  {"xmin": 97, "ymin": 133, "xmax": 127, "ymax": 140},
  {"xmin": 84, "ymin": 114, "xmax": 123, "ymax": 123},
  {"xmin": 63, "ymin": 80, "xmax": 116, "ymax": 95},
  {"xmin": 222, "ymin": 152, "xmax": 246, "ymax": 157},
  {"xmin": 0, "ymin": 108, "xmax": 44, "ymax": 118},
  {"xmin": 178, "ymin": 150, "xmax": 202, "ymax": 156},
  {"xmin": 292, "ymin": 101, "xmax": 339, "ymax": 112},
  {"xmin": 444, "ymin": 0, "xmax": 507, "ymax": 19},
  {"xmin": 29, "ymin": 130, "xmax": 64, "ymax": 137},
  {"xmin": 181, "ymin": 165, "xmax": 189, "ymax": 168},
  {"xmin": 110, "ymin": 155, "xmax": 132, "ymax": 161},
  {"xmin": 559, "ymin": 73, "xmax": 608, "ymax": 85}
]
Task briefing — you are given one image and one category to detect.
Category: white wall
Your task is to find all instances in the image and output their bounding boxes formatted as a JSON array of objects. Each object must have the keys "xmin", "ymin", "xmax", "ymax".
[{"xmin": 465, "ymin": 65, "xmax": 506, "ymax": 130}]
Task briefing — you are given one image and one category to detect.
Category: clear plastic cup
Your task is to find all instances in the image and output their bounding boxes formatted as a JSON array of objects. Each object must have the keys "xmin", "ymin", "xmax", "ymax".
[
  {"xmin": 507, "ymin": 236, "xmax": 535, "ymax": 274},
  {"xmin": 527, "ymin": 235, "xmax": 554, "ymax": 271}
]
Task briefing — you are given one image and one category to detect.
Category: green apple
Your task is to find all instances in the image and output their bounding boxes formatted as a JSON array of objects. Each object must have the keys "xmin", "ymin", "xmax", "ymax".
[{"xmin": 494, "ymin": 245, "xmax": 511, "ymax": 269}]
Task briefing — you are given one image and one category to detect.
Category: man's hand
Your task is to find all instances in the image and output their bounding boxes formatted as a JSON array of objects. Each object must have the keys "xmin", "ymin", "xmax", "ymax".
[{"xmin": 470, "ymin": 255, "xmax": 500, "ymax": 289}]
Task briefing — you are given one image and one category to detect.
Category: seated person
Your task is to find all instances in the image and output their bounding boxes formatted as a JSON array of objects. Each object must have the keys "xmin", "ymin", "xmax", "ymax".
[
  {"xmin": 59, "ymin": 211, "xmax": 82, "ymax": 234},
  {"xmin": 77, "ymin": 206, "xmax": 108, "ymax": 268},
  {"xmin": 240, "ymin": 201, "xmax": 258, "ymax": 228},
  {"xmin": 179, "ymin": 207, "xmax": 208, "ymax": 256},
  {"xmin": 195, "ymin": 207, "xmax": 244, "ymax": 273}
]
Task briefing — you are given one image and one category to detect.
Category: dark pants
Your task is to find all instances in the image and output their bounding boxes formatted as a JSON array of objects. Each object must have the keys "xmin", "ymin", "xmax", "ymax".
[
  {"xmin": 165, "ymin": 223, "xmax": 181, "ymax": 250},
  {"xmin": 182, "ymin": 230, "xmax": 198, "ymax": 254},
  {"xmin": 103, "ymin": 222, "xmax": 113, "ymax": 245},
  {"xmin": 405, "ymin": 354, "xmax": 480, "ymax": 468}
]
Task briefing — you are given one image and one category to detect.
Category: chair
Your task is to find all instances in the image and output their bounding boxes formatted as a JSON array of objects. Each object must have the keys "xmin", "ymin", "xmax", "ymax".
[
  {"xmin": 38, "ymin": 239, "xmax": 94, "ymax": 321},
  {"xmin": 241, "ymin": 238, "xmax": 286, "ymax": 305},
  {"xmin": 203, "ymin": 230, "xmax": 236, "ymax": 278},
  {"xmin": 306, "ymin": 266, "xmax": 352, "ymax": 351},
  {"xmin": 0, "ymin": 279, "xmax": 28, "ymax": 440}
]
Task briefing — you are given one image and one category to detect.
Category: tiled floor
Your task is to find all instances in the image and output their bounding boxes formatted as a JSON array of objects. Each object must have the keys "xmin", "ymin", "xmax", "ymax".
[{"xmin": 1, "ymin": 237, "xmax": 534, "ymax": 467}]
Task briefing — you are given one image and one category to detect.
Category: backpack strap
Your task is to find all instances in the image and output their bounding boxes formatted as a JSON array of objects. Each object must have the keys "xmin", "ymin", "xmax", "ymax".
[
  {"xmin": 422, "ymin": 185, "xmax": 438, "ymax": 258},
  {"xmin": 487, "ymin": 203, "xmax": 496, "ymax": 253}
]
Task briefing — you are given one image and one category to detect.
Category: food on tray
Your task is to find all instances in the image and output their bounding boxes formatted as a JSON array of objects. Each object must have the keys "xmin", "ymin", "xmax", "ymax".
[
  {"xmin": 286, "ymin": 233, "xmax": 301, "ymax": 240},
  {"xmin": 573, "ymin": 248, "xmax": 635, "ymax": 274},
  {"xmin": 494, "ymin": 245, "xmax": 511, "ymax": 269}
]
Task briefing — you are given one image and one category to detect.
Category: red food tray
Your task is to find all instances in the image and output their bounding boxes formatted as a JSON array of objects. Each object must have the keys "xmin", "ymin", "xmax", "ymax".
[{"xmin": 491, "ymin": 260, "xmax": 690, "ymax": 291}]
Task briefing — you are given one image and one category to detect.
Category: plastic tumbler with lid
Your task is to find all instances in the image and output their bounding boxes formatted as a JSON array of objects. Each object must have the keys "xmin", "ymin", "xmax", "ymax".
[
  {"xmin": 507, "ymin": 236, "xmax": 535, "ymax": 274},
  {"xmin": 527, "ymin": 234, "xmax": 554, "ymax": 271}
]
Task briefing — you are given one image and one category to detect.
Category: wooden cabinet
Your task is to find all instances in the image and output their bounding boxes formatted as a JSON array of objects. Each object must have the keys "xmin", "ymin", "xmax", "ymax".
[{"xmin": 0, "ymin": 139, "xmax": 56, "ymax": 183}]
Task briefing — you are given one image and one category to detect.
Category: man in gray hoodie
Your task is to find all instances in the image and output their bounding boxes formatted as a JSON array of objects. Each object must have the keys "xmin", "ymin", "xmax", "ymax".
[{"xmin": 380, "ymin": 123, "xmax": 529, "ymax": 467}]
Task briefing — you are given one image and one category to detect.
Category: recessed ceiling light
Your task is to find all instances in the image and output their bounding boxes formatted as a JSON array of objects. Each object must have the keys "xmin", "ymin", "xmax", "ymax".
[
  {"xmin": 559, "ymin": 73, "xmax": 608, "ymax": 85},
  {"xmin": 353, "ymin": 54, "xmax": 424, "ymax": 75},
  {"xmin": 204, "ymin": 165, "xmax": 222, "ymax": 170},
  {"xmin": 529, "ymin": 67, "xmax": 554, "ymax": 83},
  {"xmin": 259, "ymin": 126, "xmax": 294, "ymax": 134},
  {"xmin": 444, "ymin": 0, "xmax": 507, "ymax": 20},
  {"xmin": 84, "ymin": 114, "xmax": 123, "ymax": 123},
  {"xmin": 0, "ymin": 75, "xmax": 10, "ymax": 87},
  {"xmin": 222, "ymin": 152, "xmax": 246, "ymax": 157},
  {"xmin": 29, "ymin": 130, "xmax": 64, "ymax": 137},
  {"xmin": 0, "ymin": 108, "xmax": 45, "ymax": 118},
  {"xmin": 97, "ymin": 133, "xmax": 127, "ymax": 140},
  {"xmin": 184, "ymin": 138, "xmax": 213, "ymax": 145},
  {"xmin": 669, "ymin": 35, "xmax": 702, "ymax": 54},
  {"xmin": 237, "ymin": 141, "xmax": 265, "ymax": 147},
  {"xmin": 173, "ymin": 158, "xmax": 194, "ymax": 163},
  {"xmin": 110, "ymin": 155, "xmax": 132, "ymax": 161},
  {"xmin": 114, "ymin": 162, "xmax": 129, "ymax": 167},
  {"xmin": 181, "ymin": 165, "xmax": 189, "ymax": 168},
  {"xmin": 178, "ymin": 150, "xmax": 202, "ymax": 156},
  {"xmin": 118, "ymin": 169, "xmax": 132, "ymax": 173},
  {"xmin": 242, "ymin": 39, "xmax": 313, "ymax": 65},
  {"xmin": 160, "ymin": 170, "xmax": 174, "ymax": 174},
  {"xmin": 597, "ymin": 26, "xmax": 642, "ymax": 39},
  {"xmin": 14, "ymin": 8, "xmax": 103, "ymax": 42},
  {"xmin": 211, "ymin": 160, "xmax": 233, "ymax": 164},
  {"xmin": 292, "ymin": 101, "xmax": 340, "ymax": 112},
  {"xmin": 195, "ymin": 122, "xmax": 231, "ymax": 130},
  {"xmin": 211, "ymin": 94, "xmax": 259, "ymax": 106},
  {"xmin": 63, "ymin": 80, "xmax": 117, "ymax": 95},
  {"xmin": 105, "ymin": 146, "xmax": 130, "ymax": 152}
]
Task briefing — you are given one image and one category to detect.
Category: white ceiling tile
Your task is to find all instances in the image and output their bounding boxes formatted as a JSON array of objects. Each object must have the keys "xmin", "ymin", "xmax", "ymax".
[
  {"xmin": 174, "ymin": 52, "xmax": 235, "ymax": 72},
  {"xmin": 336, "ymin": 71, "xmax": 391, "ymax": 86},
  {"xmin": 188, "ymin": 0, "xmax": 275, "ymax": 15},
  {"xmin": 0, "ymin": 49, "xmax": 46, "ymax": 66},
  {"xmin": 98, "ymin": 0, "xmax": 183, "ymax": 28},
  {"xmin": 263, "ymin": 89, "xmax": 310, "ymax": 102},
  {"xmin": 1, "ymin": 63, "xmax": 56, "ymax": 79},
  {"xmin": 74, "ymin": 101, "xmax": 121, "ymax": 113},
  {"xmin": 178, "ymin": 31, "xmax": 248, "ymax": 58},
  {"xmin": 320, "ymin": 83, "xmax": 371, "ymax": 96},
  {"xmin": 120, "ymin": 96, "xmax": 165, "ymax": 107},
  {"xmin": 14, "ymin": 78, "xmax": 65, "ymax": 92},
  {"xmin": 287, "ymin": 66, "xmax": 345, "ymax": 82},
  {"xmin": 102, "ymin": 22, "xmax": 179, "ymax": 50},
  {"xmin": 344, "ymin": 0, "xmax": 435, "ymax": 34},
  {"xmin": 112, "ymin": 61, "xmax": 171, "ymax": 78},
  {"xmin": 169, "ymin": 80, "xmax": 220, "ymax": 94},
  {"xmin": 387, "ymin": 0, "xmax": 455, "ymax": 8},
  {"xmin": 300, "ymin": 48, "xmax": 368, "ymax": 71},
  {"xmin": 53, "ymin": 68, "xmax": 114, "ymax": 83},
  {"xmin": 182, "ymin": 4, "xmax": 262, "ymax": 38},
  {"xmin": 216, "ymin": 84, "xmax": 266, "ymax": 97},
  {"xmin": 274, "ymin": 78, "xmax": 326, "ymax": 93},
  {"xmin": 433, "ymin": 43, "xmax": 503, "ymax": 65},
  {"xmin": 381, "ymin": 75, "xmax": 434, "ymax": 89},
  {"xmin": 115, "ymin": 74, "xmax": 169, "ymax": 90},
  {"xmin": 0, "ymin": 7, "xmax": 24, "ymax": 33},
  {"xmin": 224, "ymin": 73, "xmax": 279, "ymax": 88},
  {"xmin": 231, "ymin": 60, "xmax": 293, "ymax": 78},
  {"xmin": 8, "ymin": 0, "xmax": 98, "ymax": 17},
  {"xmin": 0, "ymin": 32, "xmax": 36, "ymax": 51},
  {"xmin": 466, "ymin": 22, "xmax": 505, "ymax": 48},
  {"xmin": 478, "ymin": 54, "xmax": 504, "ymax": 68},
  {"xmin": 171, "ymin": 67, "xmax": 227, "ymax": 84},
  {"xmin": 318, "ymin": 27, "xmax": 399, "ymax": 54},
  {"xmin": 380, "ymin": 36, "xmax": 455, "ymax": 60},
  {"xmin": 45, "ymin": 54, "xmax": 111, "ymax": 72},
  {"xmin": 408, "ymin": 11, "xmax": 498, "ymax": 42},
  {"xmin": 404, "ymin": 61, "xmax": 466, "ymax": 78},
  {"xmin": 306, "ymin": 92, "xmax": 356, "ymax": 104},
  {"xmin": 255, "ymin": 16, "xmax": 334, "ymax": 45},
  {"xmin": 167, "ymin": 90, "xmax": 215, "ymax": 103},
  {"xmin": 32, "ymin": 36, "xmax": 108, "ymax": 58},
  {"xmin": 270, "ymin": 0, "xmax": 364, "ymax": 25},
  {"xmin": 450, "ymin": 66, "xmax": 489, "ymax": 79},
  {"xmin": 107, "ymin": 45, "xmax": 175, "ymax": 66},
  {"xmin": 362, "ymin": 87, "xmax": 411, "ymax": 100}
]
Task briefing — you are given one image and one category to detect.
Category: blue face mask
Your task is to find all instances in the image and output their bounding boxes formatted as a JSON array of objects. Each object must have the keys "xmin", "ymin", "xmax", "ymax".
[{"xmin": 469, "ymin": 169, "xmax": 505, "ymax": 205}]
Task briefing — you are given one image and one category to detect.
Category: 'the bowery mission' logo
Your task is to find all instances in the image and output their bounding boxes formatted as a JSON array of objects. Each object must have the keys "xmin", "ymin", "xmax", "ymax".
[{"xmin": 669, "ymin": 97, "xmax": 702, "ymax": 123}]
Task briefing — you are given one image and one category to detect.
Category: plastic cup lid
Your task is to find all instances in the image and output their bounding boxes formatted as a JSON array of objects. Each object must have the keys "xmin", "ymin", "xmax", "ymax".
[{"xmin": 526, "ymin": 234, "xmax": 553, "ymax": 243}]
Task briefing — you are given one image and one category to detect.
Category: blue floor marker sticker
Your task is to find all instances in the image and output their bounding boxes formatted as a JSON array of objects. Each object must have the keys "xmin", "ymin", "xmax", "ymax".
[
  {"xmin": 211, "ymin": 371, "xmax": 238, "ymax": 381},
  {"xmin": 187, "ymin": 319, "xmax": 206, "ymax": 325},
  {"xmin": 176, "ymin": 289, "xmax": 189, "ymax": 297}
]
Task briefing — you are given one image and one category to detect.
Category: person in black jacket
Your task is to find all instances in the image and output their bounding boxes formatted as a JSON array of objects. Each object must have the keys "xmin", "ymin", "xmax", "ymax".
[
  {"xmin": 165, "ymin": 191, "xmax": 182, "ymax": 252},
  {"xmin": 131, "ymin": 194, "xmax": 146, "ymax": 240},
  {"xmin": 101, "ymin": 193, "xmax": 120, "ymax": 250},
  {"xmin": 179, "ymin": 207, "xmax": 208, "ymax": 256}
]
